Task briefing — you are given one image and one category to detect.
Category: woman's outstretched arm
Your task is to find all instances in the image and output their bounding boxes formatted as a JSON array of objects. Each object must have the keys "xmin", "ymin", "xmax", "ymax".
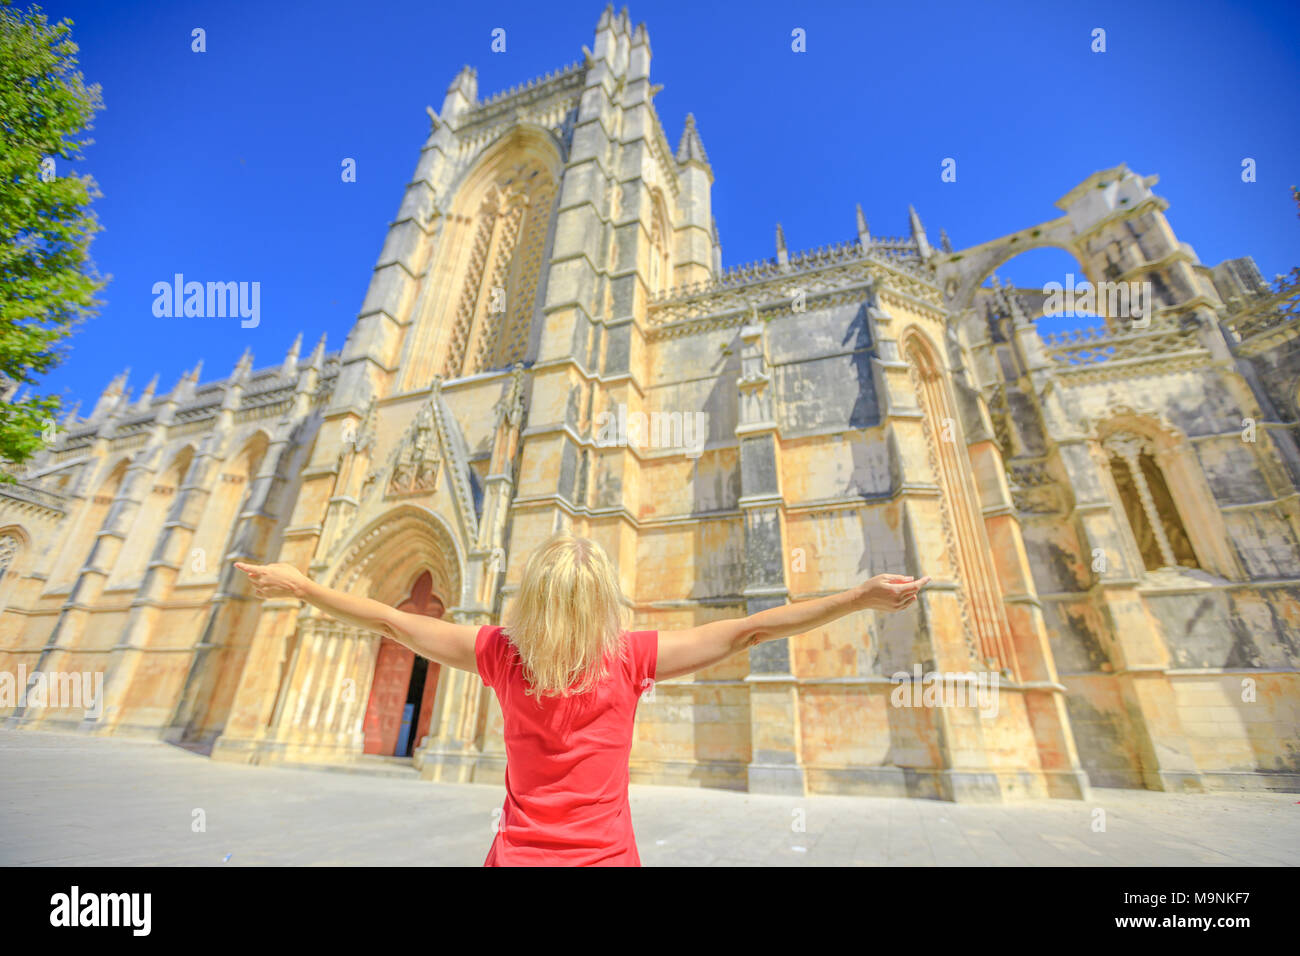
[
  {"xmin": 655, "ymin": 574, "xmax": 930, "ymax": 681},
  {"xmin": 234, "ymin": 562, "xmax": 480, "ymax": 673}
]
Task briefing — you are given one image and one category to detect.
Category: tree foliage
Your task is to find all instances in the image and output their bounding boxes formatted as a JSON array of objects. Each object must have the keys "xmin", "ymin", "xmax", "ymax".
[{"xmin": 0, "ymin": 0, "xmax": 106, "ymax": 478}]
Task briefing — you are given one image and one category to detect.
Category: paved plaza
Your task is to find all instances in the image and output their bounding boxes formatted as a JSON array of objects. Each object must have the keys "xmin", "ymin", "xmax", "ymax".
[{"xmin": 1, "ymin": 729, "xmax": 1295, "ymax": 866}]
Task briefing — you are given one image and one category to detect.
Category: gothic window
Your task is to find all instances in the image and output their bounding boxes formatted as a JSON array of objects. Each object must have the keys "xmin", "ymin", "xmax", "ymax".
[
  {"xmin": 179, "ymin": 434, "xmax": 268, "ymax": 583},
  {"xmin": 439, "ymin": 160, "xmax": 557, "ymax": 380},
  {"xmin": 648, "ymin": 191, "xmax": 671, "ymax": 296},
  {"xmin": 49, "ymin": 457, "xmax": 129, "ymax": 590},
  {"xmin": 491, "ymin": 172, "xmax": 555, "ymax": 371},
  {"xmin": 1103, "ymin": 432, "xmax": 1200, "ymax": 571},
  {"xmin": 904, "ymin": 334, "xmax": 1018, "ymax": 676},
  {"xmin": 0, "ymin": 534, "xmax": 20, "ymax": 583},
  {"xmin": 108, "ymin": 446, "xmax": 195, "ymax": 589}
]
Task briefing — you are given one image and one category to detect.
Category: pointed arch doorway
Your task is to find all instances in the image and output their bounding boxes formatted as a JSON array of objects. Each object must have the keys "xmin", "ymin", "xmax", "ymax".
[{"xmin": 362, "ymin": 571, "xmax": 445, "ymax": 757}]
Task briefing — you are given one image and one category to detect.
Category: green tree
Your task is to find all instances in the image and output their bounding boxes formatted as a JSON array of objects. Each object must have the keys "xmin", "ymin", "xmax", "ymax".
[{"xmin": 0, "ymin": 0, "xmax": 105, "ymax": 480}]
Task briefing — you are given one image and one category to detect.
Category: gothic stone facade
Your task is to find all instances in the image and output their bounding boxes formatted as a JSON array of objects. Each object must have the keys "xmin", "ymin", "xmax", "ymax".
[{"xmin": 3, "ymin": 8, "xmax": 1299, "ymax": 801}]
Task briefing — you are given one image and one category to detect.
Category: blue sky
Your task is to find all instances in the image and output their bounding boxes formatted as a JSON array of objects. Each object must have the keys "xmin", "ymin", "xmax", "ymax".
[{"xmin": 30, "ymin": 0, "xmax": 1300, "ymax": 411}]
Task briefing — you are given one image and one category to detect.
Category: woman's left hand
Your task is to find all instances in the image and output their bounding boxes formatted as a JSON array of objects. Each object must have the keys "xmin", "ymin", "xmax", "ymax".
[{"xmin": 235, "ymin": 561, "xmax": 310, "ymax": 599}]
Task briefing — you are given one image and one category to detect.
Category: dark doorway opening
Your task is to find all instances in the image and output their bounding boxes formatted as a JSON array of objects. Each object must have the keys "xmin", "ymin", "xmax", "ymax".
[{"xmin": 396, "ymin": 657, "xmax": 430, "ymax": 757}]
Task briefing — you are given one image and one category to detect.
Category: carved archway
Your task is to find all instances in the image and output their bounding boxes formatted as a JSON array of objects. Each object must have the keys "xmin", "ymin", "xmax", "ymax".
[
  {"xmin": 328, "ymin": 504, "xmax": 464, "ymax": 610},
  {"xmin": 264, "ymin": 507, "xmax": 465, "ymax": 757}
]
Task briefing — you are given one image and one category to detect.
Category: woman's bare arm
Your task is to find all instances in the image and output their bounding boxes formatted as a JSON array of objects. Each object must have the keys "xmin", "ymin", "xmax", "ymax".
[
  {"xmin": 234, "ymin": 562, "xmax": 480, "ymax": 673},
  {"xmin": 655, "ymin": 574, "xmax": 930, "ymax": 681}
]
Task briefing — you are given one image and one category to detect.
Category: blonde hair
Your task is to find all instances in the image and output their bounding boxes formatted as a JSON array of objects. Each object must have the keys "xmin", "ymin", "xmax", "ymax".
[{"xmin": 503, "ymin": 532, "xmax": 633, "ymax": 698}]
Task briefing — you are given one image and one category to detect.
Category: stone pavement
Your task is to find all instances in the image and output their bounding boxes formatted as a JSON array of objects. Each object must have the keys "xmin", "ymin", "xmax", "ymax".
[{"xmin": 1, "ymin": 729, "xmax": 1295, "ymax": 866}]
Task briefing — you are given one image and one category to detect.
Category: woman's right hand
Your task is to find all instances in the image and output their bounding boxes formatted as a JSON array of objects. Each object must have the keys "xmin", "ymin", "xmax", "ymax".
[{"xmin": 855, "ymin": 574, "xmax": 930, "ymax": 612}]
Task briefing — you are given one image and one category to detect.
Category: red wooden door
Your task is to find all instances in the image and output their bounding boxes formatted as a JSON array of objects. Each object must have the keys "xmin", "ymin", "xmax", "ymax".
[
  {"xmin": 362, "ymin": 638, "xmax": 415, "ymax": 755},
  {"xmin": 361, "ymin": 572, "xmax": 445, "ymax": 756}
]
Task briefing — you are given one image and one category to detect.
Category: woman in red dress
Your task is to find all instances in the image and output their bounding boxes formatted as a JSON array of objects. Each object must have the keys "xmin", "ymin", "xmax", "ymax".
[{"xmin": 236, "ymin": 533, "xmax": 927, "ymax": 866}]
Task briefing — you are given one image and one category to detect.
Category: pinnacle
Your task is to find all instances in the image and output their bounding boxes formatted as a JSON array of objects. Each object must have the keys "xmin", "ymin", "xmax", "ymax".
[
  {"xmin": 308, "ymin": 333, "xmax": 327, "ymax": 368},
  {"xmin": 675, "ymin": 113, "xmax": 711, "ymax": 169}
]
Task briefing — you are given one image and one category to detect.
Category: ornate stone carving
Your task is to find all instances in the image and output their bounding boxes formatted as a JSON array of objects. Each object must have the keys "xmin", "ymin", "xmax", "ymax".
[
  {"xmin": 1007, "ymin": 460, "xmax": 1059, "ymax": 514},
  {"xmin": 492, "ymin": 364, "xmax": 527, "ymax": 432},
  {"xmin": 1041, "ymin": 313, "xmax": 1202, "ymax": 370},
  {"xmin": 386, "ymin": 400, "xmax": 441, "ymax": 498}
]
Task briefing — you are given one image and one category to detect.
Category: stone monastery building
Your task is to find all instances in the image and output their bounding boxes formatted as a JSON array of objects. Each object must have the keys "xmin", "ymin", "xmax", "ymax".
[{"xmin": 3, "ymin": 7, "xmax": 1298, "ymax": 801}]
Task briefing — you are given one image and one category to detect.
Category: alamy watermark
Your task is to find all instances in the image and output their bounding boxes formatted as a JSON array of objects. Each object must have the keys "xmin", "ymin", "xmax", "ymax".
[
  {"xmin": 594, "ymin": 403, "xmax": 707, "ymax": 459},
  {"xmin": 1043, "ymin": 274, "xmax": 1153, "ymax": 325},
  {"xmin": 151, "ymin": 274, "xmax": 260, "ymax": 328},
  {"xmin": 0, "ymin": 666, "xmax": 104, "ymax": 718},
  {"xmin": 889, "ymin": 664, "xmax": 1000, "ymax": 718},
  {"xmin": 50, "ymin": 886, "xmax": 150, "ymax": 936}
]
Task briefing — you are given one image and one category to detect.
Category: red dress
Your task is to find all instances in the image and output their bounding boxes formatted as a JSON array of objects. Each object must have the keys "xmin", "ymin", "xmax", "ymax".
[{"xmin": 474, "ymin": 624, "xmax": 658, "ymax": 866}]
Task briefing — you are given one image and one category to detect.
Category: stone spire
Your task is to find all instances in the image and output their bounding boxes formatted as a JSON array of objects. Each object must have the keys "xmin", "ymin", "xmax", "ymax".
[
  {"xmin": 231, "ymin": 346, "xmax": 254, "ymax": 384},
  {"xmin": 299, "ymin": 335, "xmax": 327, "ymax": 392},
  {"xmin": 307, "ymin": 332, "xmax": 327, "ymax": 372},
  {"xmin": 590, "ymin": 3, "xmax": 633, "ymax": 73},
  {"xmin": 673, "ymin": 113, "xmax": 715, "ymax": 285},
  {"xmin": 940, "ymin": 228, "xmax": 953, "ymax": 254},
  {"xmin": 220, "ymin": 351, "xmax": 251, "ymax": 420},
  {"xmin": 282, "ymin": 331, "xmax": 303, "ymax": 379},
  {"xmin": 676, "ymin": 113, "xmax": 711, "ymax": 175},
  {"xmin": 856, "ymin": 203, "xmax": 871, "ymax": 247},
  {"xmin": 292, "ymin": 334, "xmax": 327, "ymax": 417},
  {"xmin": 631, "ymin": 18, "xmax": 650, "ymax": 52},
  {"xmin": 170, "ymin": 361, "xmax": 201, "ymax": 403},
  {"xmin": 135, "ymin": 373, "xmax": 159, "ymax": 410},
  {"xmin": 775, "ymin": 222, "xmax": 789, "ymax": 267},
  {"xmin": 92, "ymin": 368, "xmax": 129, "ymax": 420},
  {"xmin": 440, "ymin": 65, "xmax": 477, "ymax": 126},
  {"xmin": 909, "ymin": 204, "xmax": 932, "ymax": 259}
]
